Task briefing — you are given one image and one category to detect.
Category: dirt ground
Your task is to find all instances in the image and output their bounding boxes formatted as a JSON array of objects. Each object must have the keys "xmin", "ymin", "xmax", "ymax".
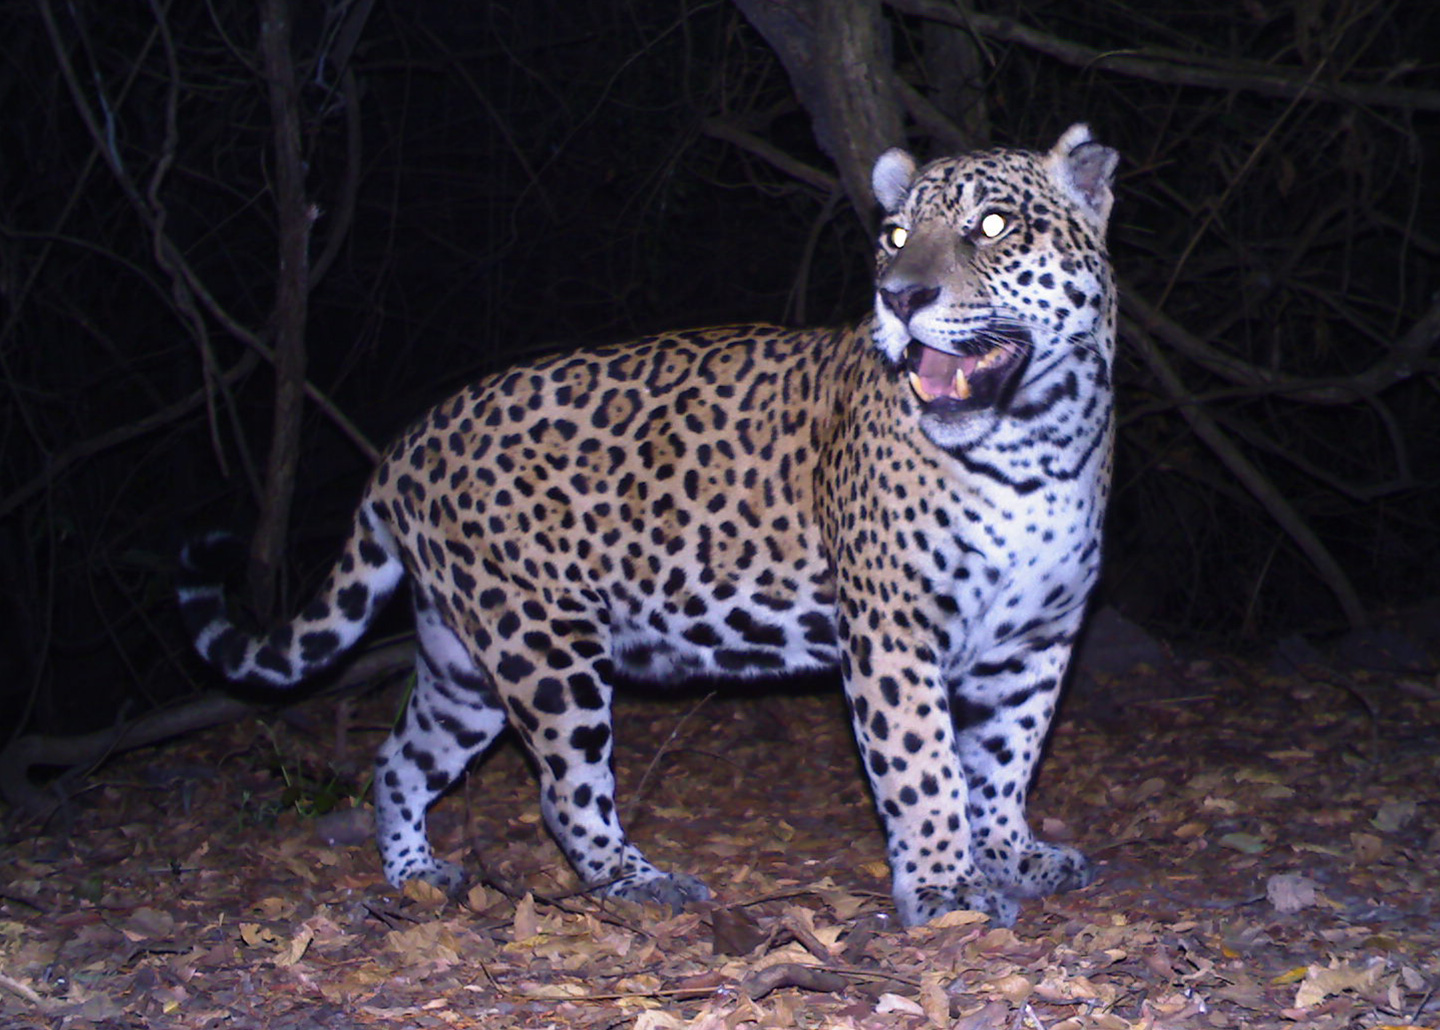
[{"xmin": 2, "ymin": 653, "xmax": 1438, "ymax": 1029}]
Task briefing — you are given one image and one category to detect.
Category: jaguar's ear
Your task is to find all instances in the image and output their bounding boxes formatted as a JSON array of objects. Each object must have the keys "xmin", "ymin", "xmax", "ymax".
[
  {"xmin": 1046, "ymin": 123, "xmax": 1119, "ymax": 229},
  {"xmin": 872, "ymin": 148, "xmax": 917, "ymax": 214}
]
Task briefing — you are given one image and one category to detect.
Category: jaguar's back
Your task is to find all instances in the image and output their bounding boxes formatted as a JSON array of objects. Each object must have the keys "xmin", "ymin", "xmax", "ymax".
[{"xmin": 379, "ymin": 323, "xmax": 851, "ymax": 687}]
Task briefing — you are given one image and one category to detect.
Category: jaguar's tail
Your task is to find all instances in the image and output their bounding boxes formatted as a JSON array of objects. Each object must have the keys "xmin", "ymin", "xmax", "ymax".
[{"xmin": 177, "ymin": 509, "xmax": 406, "ymax": 688}]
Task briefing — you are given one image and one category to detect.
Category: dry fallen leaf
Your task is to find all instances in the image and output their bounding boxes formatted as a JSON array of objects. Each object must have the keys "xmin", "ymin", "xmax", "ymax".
[
  {"xmin": 512, "ymin": 892, "xmax": 540, "ymax": 941},
  {"xmin": 928, "ymin": 908, "xmax": 991, "ymax": 929},
  {"xmin": 1266, "ymin": 874, "xmax": 1318, "ymax": 913},
  {"xmin": 1371, "ymin": 800, "xmax": 1417, "ymax": 833},
  {"xmin": 919, "ymin": 971, "xmax": 949, "ymax": 1026},
  {"xmin": 986, "ymin": 973, "xmax": 1035, "ymax": 1004},
  {"xmin": 275, "ymin": 925, "xmax": 314, "ymax": 967},
  {"xmin": 951, "ymin": 1000, "xmax": 1011, "ymax": 1030},
  {"xmin": 1293, "ymin": 958, "xmax": 1385, "ymax": 1009},
  {"xmin": 875, "ymin": 992, "xmax": 925, "ymax": 1016},
  {"xmin": 384, "ymin": 921, "xmax": 462, "ymax": 968},
  {"xmin": 238, "ymin": 923, "xmax": 279, "ymax": 948},
  {"xmin": 401, "ymin": 876, "xmax": 449, "ymax": 908},
  {"xmin": 8, "ymin": 671, "xmax": 1440, "ymax": 1030},
  {"xmin": 1218, "ymin": 831, "xmax": 1267, "ymax": 854},
  {"xmin": 1350, "ymin": 831, "xmax": 1386, "ymax": 865},
  {"xmin": 122, "ymin": 906, "xmax": 176, "ymax": 941}
]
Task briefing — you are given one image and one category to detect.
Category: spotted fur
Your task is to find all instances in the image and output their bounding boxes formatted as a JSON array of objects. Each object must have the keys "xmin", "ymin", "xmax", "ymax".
[{"xmin": 179, "ymin": 125, "xmax": 1119, "ymax": 927}]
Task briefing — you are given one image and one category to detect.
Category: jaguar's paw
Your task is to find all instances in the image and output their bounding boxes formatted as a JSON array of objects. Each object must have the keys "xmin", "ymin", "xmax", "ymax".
[
  {"xmin": 987, "ymin": 841, "xmax": 1096, "ymax": 899},
  {"xmin": 601, "ymin": 870, "xmax": 711, "ymax": 914},
  {"xmin": 895, "ymin": 881, "xmax": 1020, "ymax": 928}
]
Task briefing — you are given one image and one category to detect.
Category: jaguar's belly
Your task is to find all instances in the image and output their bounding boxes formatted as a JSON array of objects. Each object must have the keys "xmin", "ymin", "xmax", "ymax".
[{"xmin": 608, "ymin": 600, "xmax": 842, "ymax": 682}]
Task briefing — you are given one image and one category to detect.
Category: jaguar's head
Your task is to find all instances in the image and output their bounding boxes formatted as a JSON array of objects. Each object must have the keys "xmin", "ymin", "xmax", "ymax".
[{"xmin": 870, "ymin": 124, "xmax": 1118, "ymax": 451}]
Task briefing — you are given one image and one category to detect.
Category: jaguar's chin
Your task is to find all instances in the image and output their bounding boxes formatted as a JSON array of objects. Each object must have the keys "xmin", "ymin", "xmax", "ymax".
[{"xmin": 903, "ymin": 331, "xmax": 1030, "ymax": 415}]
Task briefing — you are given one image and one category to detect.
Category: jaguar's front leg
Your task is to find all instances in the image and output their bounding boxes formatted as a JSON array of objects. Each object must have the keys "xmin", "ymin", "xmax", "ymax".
[
  {"xmin": 950, "ymin": 634, "xmax": 1095, "ymax": 900},
  {"xmin": 840, "ymin": 623, "xmax": 1017, "ymax": 927}
]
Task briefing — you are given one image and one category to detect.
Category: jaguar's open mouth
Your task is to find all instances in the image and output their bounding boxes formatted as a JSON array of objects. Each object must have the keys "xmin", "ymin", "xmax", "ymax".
[{"xmin": 904, "ymin": 334, "xmax": 1029, "ymax": 412}]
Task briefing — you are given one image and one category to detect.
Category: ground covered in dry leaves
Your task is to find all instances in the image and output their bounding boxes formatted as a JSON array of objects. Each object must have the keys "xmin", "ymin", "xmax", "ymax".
[{"xmin": 2, "ymin": 650, "xmax": 1438, "ymax": 1029}]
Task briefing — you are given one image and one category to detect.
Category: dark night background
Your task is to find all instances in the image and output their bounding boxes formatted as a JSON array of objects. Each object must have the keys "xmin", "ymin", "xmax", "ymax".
[{"xmin": 2, "ymin": 0, "xmax": 1439, "ymax": 738}]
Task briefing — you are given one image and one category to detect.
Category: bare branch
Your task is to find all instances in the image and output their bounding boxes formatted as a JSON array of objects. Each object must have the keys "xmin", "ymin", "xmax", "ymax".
[
  {"xmin": 700, "ymin": 118, "xmax": 840, "ymax": 194},
  {"xmin": 310, "ymin": 67, "xmax": 363, "ymax": 291},
  {"xmin": 885, "ymin": 0, "xmax": 1440, "ymax": 111},
  {"xmin": 890, "ymin": 74, "xmax": 973, "ymax": 154},
  {"xmin": 1213, "ymin": 400, "xmax": 1415, "ymax": 504},
  {"xmin": 1122, "ymin": 315, "xmax": 1367, "ymax": 629},
  {"xmin": 34, "ymin": 0, "xmax": 378, "ymax": 474},
  {"xmin": 0, "ymin": 353, "xmax": 259, "ymax": 523},
  {"xmin": 1121, "ymin": 283, "xmax": 1440, "ymax": 405}
]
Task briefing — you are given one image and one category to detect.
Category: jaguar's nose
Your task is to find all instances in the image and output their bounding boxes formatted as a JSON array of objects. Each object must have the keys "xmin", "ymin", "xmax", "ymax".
[{"xmin": 881, "ymin": 284, "xmax": 939, "ymax": 325}]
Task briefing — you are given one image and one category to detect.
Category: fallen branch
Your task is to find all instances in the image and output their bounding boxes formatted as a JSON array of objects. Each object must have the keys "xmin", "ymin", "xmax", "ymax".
[
  {"xmin": 741, "ymin": 961, "xmax": 850, "ymax": 1000},
  {"xmin": 0, "ymin": 971, "xmax": 48, "ymax": 1009},
  {"xmin": 0, "ymin": 641, "xmax": 411, "ymax": 818}
]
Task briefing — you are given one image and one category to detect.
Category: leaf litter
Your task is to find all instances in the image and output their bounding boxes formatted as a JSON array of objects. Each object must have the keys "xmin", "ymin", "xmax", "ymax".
[{"xmin": 1, "ymin": 657, "xmax": 1438, "ymax": 1029}]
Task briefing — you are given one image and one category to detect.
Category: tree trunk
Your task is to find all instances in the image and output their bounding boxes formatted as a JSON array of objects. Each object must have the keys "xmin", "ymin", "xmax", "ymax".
[
  {"xmin": 733, "ymin": 0, "xmax": 904, "ymax": 228},
  {"xmin": 920, "ymin": 17, "xmax": 990, "ymax": 150},
  {"xmin": 249, "ymin": 0, "xmax": 313, "ymax": 619}
]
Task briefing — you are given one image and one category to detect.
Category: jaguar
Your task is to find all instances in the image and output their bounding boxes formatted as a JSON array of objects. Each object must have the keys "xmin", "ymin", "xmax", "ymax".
[{"xmin": 179, "ymin": 124, "xmax": 1119, "ymax": 927}]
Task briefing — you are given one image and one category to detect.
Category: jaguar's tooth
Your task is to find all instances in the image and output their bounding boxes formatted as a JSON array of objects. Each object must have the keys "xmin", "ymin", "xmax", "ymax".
[
  {"xmin": 976, "ymin": 346, "xmax": 1005, "ymax": 371},
  {"xmin": 908, "ymin": 370, "xmax": 936, "ymax": 403},
  {"xmin": 952, "ymin": 367, "xmax": 971, "ymax": 400}
]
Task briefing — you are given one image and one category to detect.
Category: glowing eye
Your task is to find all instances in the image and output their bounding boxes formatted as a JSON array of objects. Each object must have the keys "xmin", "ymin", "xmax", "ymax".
[
  {"xmin": 979, "ymin": 212, "xmax": 1008, "ymax": 239},
  {"xmin": 885, "ymin": 225, "xmax": 909, "ymax": 249}
]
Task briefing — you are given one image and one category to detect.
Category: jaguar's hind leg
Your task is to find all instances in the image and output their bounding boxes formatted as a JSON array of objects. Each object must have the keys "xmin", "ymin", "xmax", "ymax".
[
  {"xmin": 375, "ymin": 599, "xmax": 506, "ymax": 892},
  {"xmin": 488, "ymin": 616, "xmax": 710, "ymax": 913}
]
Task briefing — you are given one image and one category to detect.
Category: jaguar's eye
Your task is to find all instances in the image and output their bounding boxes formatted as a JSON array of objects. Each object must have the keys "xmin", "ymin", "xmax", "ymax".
[
  {"xmin": 979, "ymin": 212, "xmax": 1009, "ymax": 239},
  {"xmin": 883, "ymin": 225, "xmax": 909, "ymax": 249}
]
